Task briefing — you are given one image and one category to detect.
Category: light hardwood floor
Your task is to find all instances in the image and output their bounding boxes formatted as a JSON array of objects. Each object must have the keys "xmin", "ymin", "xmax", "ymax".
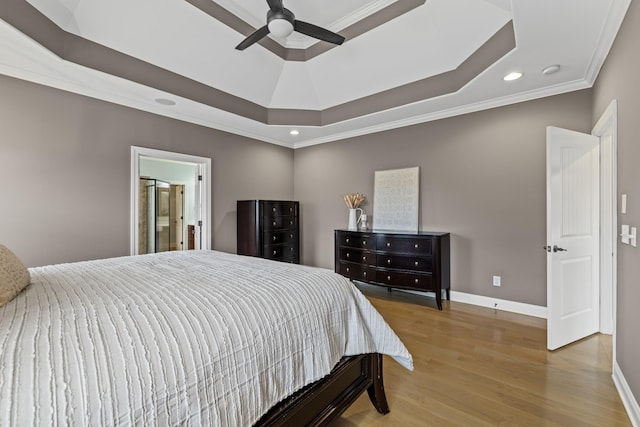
[{"xmin": 335, "ymin": 284, "xmax": 631, "ymax": 426}]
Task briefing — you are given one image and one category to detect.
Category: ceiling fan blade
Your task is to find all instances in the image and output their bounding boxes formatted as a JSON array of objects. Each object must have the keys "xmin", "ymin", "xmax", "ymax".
[
  {"xmin": 267, "ymin": 0, "xmax": 284, "ymax": 12},
  {"xmin": 235, "ymin": 25, "xmax": 270, "ymax": 50},
  {"xmin": 294, "ymin": 20, "xmax": 345, "ymax": 45}
]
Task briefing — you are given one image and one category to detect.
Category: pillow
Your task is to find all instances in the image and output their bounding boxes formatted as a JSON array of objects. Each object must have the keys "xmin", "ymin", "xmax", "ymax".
[{"xmin": 0, "ymin": 244, "xmax": 31, "ymax": 307}]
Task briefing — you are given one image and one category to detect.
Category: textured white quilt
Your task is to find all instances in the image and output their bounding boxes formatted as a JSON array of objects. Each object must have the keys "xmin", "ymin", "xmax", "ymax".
[{"xmin": 0, "ymin": 250, "xmax": 412, "ymax": 426}]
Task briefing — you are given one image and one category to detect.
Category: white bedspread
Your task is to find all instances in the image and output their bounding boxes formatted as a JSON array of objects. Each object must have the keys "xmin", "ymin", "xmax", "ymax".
[{"xmin": 0, "ymin": 250, "xmax": 412, "ymax": 426}]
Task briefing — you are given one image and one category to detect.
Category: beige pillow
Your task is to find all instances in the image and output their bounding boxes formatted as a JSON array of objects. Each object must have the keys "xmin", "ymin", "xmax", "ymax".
[{"xmin": 0, "ymin": 244, "xmax": 31, "ymax": 307}]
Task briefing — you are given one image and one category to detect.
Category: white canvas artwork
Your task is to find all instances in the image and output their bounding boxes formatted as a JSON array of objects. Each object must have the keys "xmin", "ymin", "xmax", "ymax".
[{"xmin": 372, "ymin": 167, "xmax": 419, "ymax": 231}]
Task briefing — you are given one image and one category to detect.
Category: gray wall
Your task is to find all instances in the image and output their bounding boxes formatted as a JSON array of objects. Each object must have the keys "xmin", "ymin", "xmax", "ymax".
[
  {"xmin": 592, "ymin": 0, "xmax": 640, "ymax": 410},
  {"xmin": 294, "ymin": 90, "xmax": 593, "ymax": 307},
  {"xmin": 0, "ymin": 75, "xmax": 294, "ymax": 267}
]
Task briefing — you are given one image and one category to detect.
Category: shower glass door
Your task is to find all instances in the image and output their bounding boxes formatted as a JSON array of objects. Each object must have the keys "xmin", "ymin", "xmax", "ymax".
[
  {"xmin": 155, "ymin": 180, "xmax": 171, "ymax": 252},
  {"xmin": 138, "ymin": 178, "xmax": 156, "ymax": 255}
]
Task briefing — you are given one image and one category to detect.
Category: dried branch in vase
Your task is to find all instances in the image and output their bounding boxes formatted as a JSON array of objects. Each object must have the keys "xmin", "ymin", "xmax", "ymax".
[{"xmin": 343, "ymin": 193, "xmax": 366, "ymax": 209}]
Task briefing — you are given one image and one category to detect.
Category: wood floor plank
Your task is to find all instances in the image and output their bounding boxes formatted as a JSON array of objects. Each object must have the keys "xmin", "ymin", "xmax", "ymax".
[{"xmin": 334, "ymin": 285, "xmax": 631, "ymax": 426}]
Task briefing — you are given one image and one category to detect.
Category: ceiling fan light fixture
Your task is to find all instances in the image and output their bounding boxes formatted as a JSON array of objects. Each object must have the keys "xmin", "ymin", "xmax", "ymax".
[
  {"xmin": 236, "ymin": 1, "xmax": 344, "ymax": 50},
  {"xmin": 268, "ymin": 18, "xmax": 294, "ymax": 38},
  {"xmin": 289, "ymin": 129, "xmax": 300, "ymax": 136}
]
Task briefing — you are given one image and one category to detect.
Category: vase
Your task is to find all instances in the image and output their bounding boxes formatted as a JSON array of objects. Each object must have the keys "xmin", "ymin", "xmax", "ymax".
[{"xmin": 348, "ymin": 208, "xmax": 363, "ymax": 230}]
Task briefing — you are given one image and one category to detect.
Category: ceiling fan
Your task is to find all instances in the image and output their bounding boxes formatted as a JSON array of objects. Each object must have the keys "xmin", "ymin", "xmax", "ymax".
[{"xmin": 236, "ymin": 0, "xmax": 346, "ymax": 50}]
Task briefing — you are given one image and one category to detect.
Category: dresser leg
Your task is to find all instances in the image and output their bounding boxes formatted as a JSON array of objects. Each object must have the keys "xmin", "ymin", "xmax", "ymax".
[
  {"xmin": 387, "ymin": 287, "xmax": 392, "ymax": 294},
  {"xmin": 436, "ymin": 292, "xmax": 443, "ymax": 310}
]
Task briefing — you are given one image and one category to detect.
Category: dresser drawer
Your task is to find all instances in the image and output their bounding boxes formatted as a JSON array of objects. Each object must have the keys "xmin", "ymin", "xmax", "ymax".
[
  {"xmin": 337, "ymin": 262, "xmax": 376, "ymax": 282},
  {"xmin": 264, "ymin": 243, "xmax": 298, "ymax": 260},
  {"xmin": 263, "ymin": 215, "xmax": 297, "ymax": 231},
  {"xmin": 262, "ymin": 201, "xmax": 297, "ymax": 217},
  {"xmin": 338, "ymin": 232, "xmax": 376, "ymax": 250},
  {"xmin": 377, "ymin": 269, "xmax": 433, "ymax": 291},
  {"xmin": 377, "ymin": 254, "xmax": 433, "ymax": 272},
  {"xmin": 338, "ymin": 247, "xmax": 375, "ymax": 266},
  {"xmin": 377, "ymin": 235, "xmax": 433, "ymax": 255},
  {"xmin": 264, "ymin": 230, "xmax": 298, "ymax": 245}
]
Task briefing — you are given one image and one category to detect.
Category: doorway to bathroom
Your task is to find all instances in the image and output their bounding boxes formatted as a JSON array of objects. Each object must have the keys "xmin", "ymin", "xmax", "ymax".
[{"xmin": 131, "ymin": 146, "xmax": 211, "ymax": 255}]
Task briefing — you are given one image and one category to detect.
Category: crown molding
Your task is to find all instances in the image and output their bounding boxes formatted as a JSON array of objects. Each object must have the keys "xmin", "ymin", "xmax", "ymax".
[{"xmin": 292, "ymin": 79, "xmax": 592, "ymax": 149}]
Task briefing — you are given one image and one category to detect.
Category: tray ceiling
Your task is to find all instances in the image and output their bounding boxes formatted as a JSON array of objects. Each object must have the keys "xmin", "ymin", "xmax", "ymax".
[{"xmin": 0, "ymin": 0, "xmax": 631, "ymax": 148}]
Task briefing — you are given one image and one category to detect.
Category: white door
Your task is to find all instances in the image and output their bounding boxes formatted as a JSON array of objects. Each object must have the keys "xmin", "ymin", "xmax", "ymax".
[{"xmin": 546, "ymin": 127, "xmax": 600, "ymax": 350}]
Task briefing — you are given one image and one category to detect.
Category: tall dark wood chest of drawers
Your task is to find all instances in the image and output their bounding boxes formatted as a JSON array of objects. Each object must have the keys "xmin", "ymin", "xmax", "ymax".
[
  {"xmin": 335, "ymin": 229, "xmax": 450, "ymax": 310},
  {"xmin": 237, "ymin": 200, "xmax": 300, "ymax": 264}
]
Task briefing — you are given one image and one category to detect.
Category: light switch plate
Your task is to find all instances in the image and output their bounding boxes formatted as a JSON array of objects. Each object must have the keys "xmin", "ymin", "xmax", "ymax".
[
  {"xmin": 631, "ymin": 227, "xmax": 637, "ymax": 247},
  {"xmin": 622, "ymin": 194, "xmax": 627, "ymax": 214},
  {"xmin": 622, "ymin": 224, "xmax": 630, "ymax": 244}
]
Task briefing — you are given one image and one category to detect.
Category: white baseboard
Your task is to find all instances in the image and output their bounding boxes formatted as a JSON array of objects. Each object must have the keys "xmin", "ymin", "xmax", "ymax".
[
  {"xmin": 397, "ymin": 289, "xmax": 547, "ymax": 319},
  {"xmin": 449, "ymin": 290, "xmax": 547, "ymax": 318},
  {"xmin": 613, "ymin": 361, "xmax": 640, "ymax": 426}
]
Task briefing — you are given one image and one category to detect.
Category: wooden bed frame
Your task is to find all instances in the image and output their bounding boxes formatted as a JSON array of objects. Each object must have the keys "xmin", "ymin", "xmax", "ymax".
[{"xmin": 256, "ymin": 353, "xmax": 388, "ymax": 426}]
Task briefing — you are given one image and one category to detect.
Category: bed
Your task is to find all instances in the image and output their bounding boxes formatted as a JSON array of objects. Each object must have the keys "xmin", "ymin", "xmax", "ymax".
[{"xmin": 0, "ymin": 249, "xmax": 412, "ymax": 426}]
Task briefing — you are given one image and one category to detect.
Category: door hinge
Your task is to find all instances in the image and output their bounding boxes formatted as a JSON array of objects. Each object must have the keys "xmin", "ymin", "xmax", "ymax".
[
  {"xmin": 198, "ymin": 220, "xmax": 203, "ymax": 227},
  {"xmin": 198, "ymin": 175, "xmax": 203, "ymax": 181}
]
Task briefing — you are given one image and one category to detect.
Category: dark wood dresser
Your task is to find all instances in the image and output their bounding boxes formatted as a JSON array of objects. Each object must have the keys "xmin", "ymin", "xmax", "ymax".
[
  {"xmin": 335, "ymin": 229, "xmax": 450, "ymax": 310},
  {"xmin": 237, "ymin": 200, "xmax": 300, "ymax": 264}
]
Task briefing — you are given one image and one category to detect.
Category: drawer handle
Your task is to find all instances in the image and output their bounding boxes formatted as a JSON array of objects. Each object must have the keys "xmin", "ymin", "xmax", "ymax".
[
  {"xmin": 415, "ymin": 261, "xmax": 419, "ymax": 266},
  {"xmin": 414, "ymin": 278, "xmax": 419, "ymax": 284},
  {"xmin": 387, "ymin": 242, "xmax": 391, "ymax": 247},
  {"xmin": 346, "ymin": 267, "xmax": 350, "ymax": 272},
  {"xmin": 273, "ymin": 221, "xmax": 277, "ymax": 226},
  {"xmin": 387, "ymin": 259, "xmax": 391, "ymax": 264},
  {"xmin": 387, "ymin": 275, "xmax": 391, "ymax": 281},
  {"xmin": 273, "ymin": 236, "xmax": 277, "ymax": 241},
  {"xmin": 289, "ymin": 207, "xmax": 293, "ymax": 212},
  {"xmin": 346, "ymin": 238, "xmax": 350, "ymax": 243},
  {"xmin": 273, "ymin": 250, "xmax": 277, "ymax": 255},
  {"xmin": 362, "ymin": 256, "xmax": 367, "ymax": 261},
  {"xmin": 290, "ymin": 247, "xmax": 293, "ymax": 252},
  {"xmin": 363, "ymin": 240, "xmax": 367, "ymax": 245},
  {"xmin": 290, "ymin": 220, "xmax": 293, "ymax": 225},
  {"xmin": 415, "ymin": 244, "xmax": 419, "ymax": 248},
  {"xmin": 290, "ymin": 234, "xmax": 294, "ymax": 238},
  {"xmin": 363, "ymin": 271, "xmax": 367, "ymax": 277},
  {"xmin": 346, "ymin": 253, "xmax": 350, "ymax": 258}
]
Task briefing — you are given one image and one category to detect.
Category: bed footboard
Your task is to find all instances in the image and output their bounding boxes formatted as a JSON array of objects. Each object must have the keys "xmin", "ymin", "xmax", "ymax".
[{"xmin": 256, "ymin": 353, "xmax": 389, "ymax": 426}]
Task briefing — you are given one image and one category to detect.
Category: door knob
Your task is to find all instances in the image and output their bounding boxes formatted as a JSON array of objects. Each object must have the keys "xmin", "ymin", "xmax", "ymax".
[{"xmin": 553, "ymin": 245, "xmax": 567, "ymax": 252}]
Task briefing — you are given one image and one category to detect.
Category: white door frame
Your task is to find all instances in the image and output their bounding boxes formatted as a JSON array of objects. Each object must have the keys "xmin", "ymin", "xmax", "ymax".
[
  {"xmin": 591, "ymin": 100, "xmax": 618, "ymax": 352},
  {"xmin": 130, "ymin": 146, "xmax": 212, "ymax": 254}
]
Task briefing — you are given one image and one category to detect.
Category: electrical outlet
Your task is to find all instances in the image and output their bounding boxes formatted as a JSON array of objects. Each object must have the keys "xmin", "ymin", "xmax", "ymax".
[{"xmin": 492, "ymin": 276, "xmax": 501, "ymax": 287}]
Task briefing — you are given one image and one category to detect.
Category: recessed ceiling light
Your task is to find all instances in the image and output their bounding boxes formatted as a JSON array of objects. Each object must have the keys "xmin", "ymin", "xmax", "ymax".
[
  {"xmin": 154, "ymin": 98, "xmax": 176, "ymax": 106},
  {"xmin": 503, "ymin": 72, "xmax": 523, "ymax": 81},
  {"xmin": 542, "ymin": 64, "xmax": 561, "ymax": 75},
  {"xmin": 289, "ymin": 129, "xmax": 300, "ymax": 136}
]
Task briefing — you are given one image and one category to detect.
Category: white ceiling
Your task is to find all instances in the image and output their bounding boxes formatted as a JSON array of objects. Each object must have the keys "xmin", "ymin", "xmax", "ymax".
[{"xmin": 0, "ymin": 0, "xmax": 631, "ymax": 148}]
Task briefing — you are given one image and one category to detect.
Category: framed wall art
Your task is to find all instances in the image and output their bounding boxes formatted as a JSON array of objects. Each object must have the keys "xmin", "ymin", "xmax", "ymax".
[{"xmin": 372, "ymin": 166, "xmax": 419, "ymax": 231}]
